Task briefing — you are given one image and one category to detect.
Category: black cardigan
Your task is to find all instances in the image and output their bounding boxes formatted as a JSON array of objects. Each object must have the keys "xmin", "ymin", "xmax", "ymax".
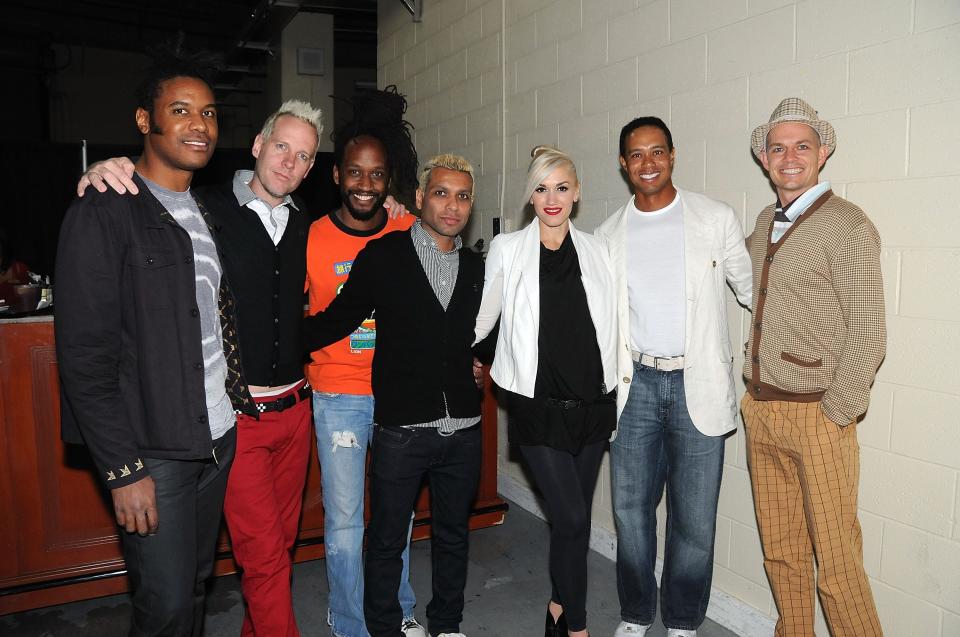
[
  {"xmin": 198, "ymin": 181, "xmax": 309, "ymax": 387},
  {"xmin": 302, "ymin": 230, "xmax": 484, "ymax": 427}
]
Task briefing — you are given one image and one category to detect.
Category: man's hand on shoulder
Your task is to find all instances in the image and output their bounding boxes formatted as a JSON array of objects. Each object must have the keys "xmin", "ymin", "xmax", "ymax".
[
  {"xmin": 384, "ymin": 195, "xmax": 410, "ymax": 219},
  {"xmin": 77, "ymin": 157, "xmax": 138, "ymax": 197},
  {"xmin": 111, "ymin": 476, "xmax": 158, "ymax": 536}
]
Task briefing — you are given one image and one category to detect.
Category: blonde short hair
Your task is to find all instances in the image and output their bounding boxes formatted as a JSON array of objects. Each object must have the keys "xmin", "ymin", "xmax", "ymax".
[
  {"xmin": 418, "ymin": 153, "xmax": 475, "ymax": 196},
  {"xmin": 259, "ymin": 99, "xmax": 324, "ymax": 154},
  {"xmin": 522, "ymin": 145, "xmax": 579, "ymax": 208}
]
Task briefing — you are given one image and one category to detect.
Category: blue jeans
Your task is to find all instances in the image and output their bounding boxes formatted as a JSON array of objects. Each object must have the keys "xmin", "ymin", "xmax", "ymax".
[
  {"xmin": 610, "ymin": 362, "xmax": 724, "ymax": 631},
  {"xmin": 313, "ymin": 392, "xmax": 417, "ymax": 637}
]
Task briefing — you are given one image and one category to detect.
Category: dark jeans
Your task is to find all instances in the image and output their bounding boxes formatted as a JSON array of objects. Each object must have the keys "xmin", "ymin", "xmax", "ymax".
[
  {"xmin": 519, "ymin": 440, "xmax": 606, "ymax": 632},
  {"xmin": 364, "ymin": 424, "xmax": 482, "ymax": 637},
  {"xmin": 120, "ymin": 427, "xmax": 236, "ymax": 637},
  {"xmin": 610, "ymin": 362, "xmax": 724, "ymax": 631}
]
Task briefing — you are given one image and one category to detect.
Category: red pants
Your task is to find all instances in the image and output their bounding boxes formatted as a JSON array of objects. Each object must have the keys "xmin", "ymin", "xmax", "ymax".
[{"xmin": 224, "ymin": 383, "xmax": 313, "ymax": 637}]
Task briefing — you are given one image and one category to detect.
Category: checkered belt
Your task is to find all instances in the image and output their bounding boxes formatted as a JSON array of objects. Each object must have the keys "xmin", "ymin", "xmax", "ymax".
[{"xmin": 254, "ymin": 383, "xmax": 312, "ymax": 414}]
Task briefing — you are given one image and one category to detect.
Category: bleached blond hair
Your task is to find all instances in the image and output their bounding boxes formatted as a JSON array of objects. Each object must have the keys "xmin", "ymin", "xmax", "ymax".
[
  {"xmin": 259, "ymin": 99, "xmax": 324, "ymax": 153},
  {"xmin": 521, "ymin": 145, "xmax": 579, "ymax": 208},
  {"xmin": 417, "ymin": 153, "xmax": 475, "ymax": 196}
]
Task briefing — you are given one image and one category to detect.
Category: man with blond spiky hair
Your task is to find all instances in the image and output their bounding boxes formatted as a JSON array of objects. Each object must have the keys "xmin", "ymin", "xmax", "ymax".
[{"xmin": 303, "ymin": 154, "xmax": 485, "ymax": 637}]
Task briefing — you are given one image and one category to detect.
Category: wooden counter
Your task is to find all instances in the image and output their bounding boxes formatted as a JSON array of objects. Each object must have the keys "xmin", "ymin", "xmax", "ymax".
[{"xmin": 0, "ymin": 316, "xmax": 506, "ymax": 614}]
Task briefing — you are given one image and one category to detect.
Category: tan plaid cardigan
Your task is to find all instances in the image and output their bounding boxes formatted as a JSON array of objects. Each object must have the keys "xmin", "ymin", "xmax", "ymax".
[{"xmin": 743, "ymin": 191, "xmax": 886, "ymax": 426}]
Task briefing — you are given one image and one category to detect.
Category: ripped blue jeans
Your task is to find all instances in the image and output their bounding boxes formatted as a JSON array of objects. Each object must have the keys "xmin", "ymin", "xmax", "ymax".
[{"xmin": 313, "ymin": 391, "xmax": 417, "ymax": 637}]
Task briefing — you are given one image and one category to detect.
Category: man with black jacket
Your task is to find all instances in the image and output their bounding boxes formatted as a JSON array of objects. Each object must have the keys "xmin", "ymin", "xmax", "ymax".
[
  {"xmin": 76, "ymin": 100, "xmax": 325, "ymax": 636},
  {"xmin": 56, "ymin": 55, "xmax": 254, "ymax": 636},
  {"xmin": 302, "ymin": 154, "xmax": 483, "ymax": 637}
]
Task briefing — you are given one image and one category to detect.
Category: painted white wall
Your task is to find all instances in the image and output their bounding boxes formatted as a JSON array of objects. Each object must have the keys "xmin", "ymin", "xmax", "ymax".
[{"xmin": 378, "ymin": 0, "xmax": 960, "ymax": 633}]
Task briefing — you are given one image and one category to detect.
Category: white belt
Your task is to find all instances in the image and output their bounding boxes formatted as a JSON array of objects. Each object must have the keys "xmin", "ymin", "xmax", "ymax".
[{"xmin": 632, "ymin": 351, "xmax": 685, "ymax": 371}]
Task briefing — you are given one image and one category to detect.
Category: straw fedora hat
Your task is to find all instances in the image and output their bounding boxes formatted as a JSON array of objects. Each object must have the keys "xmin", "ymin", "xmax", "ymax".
[{"xmin": 751, "ymin": 97, "xmax": 836, "ymax": 159}]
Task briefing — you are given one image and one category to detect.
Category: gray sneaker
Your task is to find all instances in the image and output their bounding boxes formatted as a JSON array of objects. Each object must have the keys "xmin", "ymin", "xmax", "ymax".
[
  {"xmin": 614, "ymin": 622, "xmax": 650, "ymax": 636},
  {"xmin": 401, "ymin": 618, "xmax": 427, "ymax": 637}
]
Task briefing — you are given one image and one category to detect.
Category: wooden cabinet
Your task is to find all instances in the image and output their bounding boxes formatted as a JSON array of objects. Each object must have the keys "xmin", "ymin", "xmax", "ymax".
[{"xmin": 0, "ymin": 317, "xmax": 505, "ymax": 614}]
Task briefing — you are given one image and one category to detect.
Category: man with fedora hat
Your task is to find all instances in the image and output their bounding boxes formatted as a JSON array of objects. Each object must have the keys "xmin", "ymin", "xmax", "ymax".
[{"xmin": 742, "ymin": 97, "xmax": 885, "ymax": 635}]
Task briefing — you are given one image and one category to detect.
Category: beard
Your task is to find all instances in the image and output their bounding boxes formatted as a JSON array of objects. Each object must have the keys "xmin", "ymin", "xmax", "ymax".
[{"xmin": 342, "ymin": 189, "xmax": 388, "ymax": 222}]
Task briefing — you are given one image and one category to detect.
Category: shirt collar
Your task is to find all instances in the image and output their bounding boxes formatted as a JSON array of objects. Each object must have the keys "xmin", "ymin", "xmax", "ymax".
[
  {"xmin": 232, "ymin": 169, "xmax": 298, "ymax": 210},
  {"xmin": 776, "ymin": 180, "xmax": 831, "ymax": 222},
  {"xmin": 411, "ymin": 219, "xmax": 462, "ymax": 253}
]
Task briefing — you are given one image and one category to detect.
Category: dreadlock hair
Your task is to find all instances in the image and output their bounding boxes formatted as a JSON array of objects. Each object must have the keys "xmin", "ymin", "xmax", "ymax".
[
  {"xmin": 135, "ymin": 41, "xmax": 220, "ymax": 115},
  {"xmin": 332, "ymin": 85, "xmax": 418, "ymax": 200}
]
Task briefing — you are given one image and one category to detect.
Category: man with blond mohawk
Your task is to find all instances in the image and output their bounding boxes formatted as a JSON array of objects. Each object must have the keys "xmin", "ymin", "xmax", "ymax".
[
  {"xmin": 78, "ymin": 99, "xmax": 325, "ymax": 636},
  {"xmin": 743, "ymin": 97, "xmax": 885, "ymax": 636},
  {"xmin": 303, "ymin": 154, "xmax": 484, "ymax": 637}
]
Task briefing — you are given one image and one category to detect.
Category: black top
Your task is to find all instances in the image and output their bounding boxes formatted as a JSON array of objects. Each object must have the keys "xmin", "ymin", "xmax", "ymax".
[
  {"xmin": 505, "ymin": 232, "xmax": 615, "ymax": 453},
  {"xmin": 56, "ymin": 174, "xmax": 253, "ymax": 490},
  {"xmin": 198, "ymin": 181, "xmax": 310, "ymax": 387},
  {"xmin": 301, "ymin": 230, "xmax": 484, "ymax": 427}
]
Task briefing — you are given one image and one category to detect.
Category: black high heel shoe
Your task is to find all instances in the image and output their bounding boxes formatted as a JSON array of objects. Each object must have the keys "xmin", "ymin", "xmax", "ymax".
[{"xmin": 544, "ymin": 606, "xmax": 568, "ymax": 637}]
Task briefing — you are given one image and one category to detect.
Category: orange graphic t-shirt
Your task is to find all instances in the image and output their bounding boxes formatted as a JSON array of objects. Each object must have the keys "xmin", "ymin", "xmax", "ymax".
[{"xmin": 305, "ymin": 211, "xmax": 415, "ymax": 394}]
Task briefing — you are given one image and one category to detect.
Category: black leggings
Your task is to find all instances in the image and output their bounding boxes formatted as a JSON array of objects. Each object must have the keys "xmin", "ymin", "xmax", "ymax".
[{"xmin": 519, "ymin": 439, "xmax": 606, "ymax": 632}]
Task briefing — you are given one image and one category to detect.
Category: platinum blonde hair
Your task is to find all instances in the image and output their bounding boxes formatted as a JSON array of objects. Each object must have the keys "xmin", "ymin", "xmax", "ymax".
[
  {"xmin": 418, "ymin": 153, "xmax": 475, "ymax": 196},
  {"xmin": 522, "ymin": 145, "xmax": 579, "ymax": 208},
  {"xmin": 259, "ymin": 99, "xmax": 324, "ymax": 153}
]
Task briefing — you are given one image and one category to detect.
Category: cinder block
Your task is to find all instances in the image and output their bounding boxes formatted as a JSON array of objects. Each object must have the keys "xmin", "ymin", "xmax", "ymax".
[
  {"xmin": 880, "ymin": 521, "xmax": 960, "ymax": 613},
  {"xmin": 451, "ymin": 8, "xmax": 484, "ymax": 50},
  {"xmin": 860, "ymin": 447, "xmax": 956, "ymax": 536},
  {"xmin": 859, "ymin": 511, "xmax": 884, "ymax": 577},
  {"xmin": 749, "ymin": 0, "xmax": 797, "ymax": 15},
  {"xmin": 535, "ymin": 0, "xmax": 581, "ymax": 42},
  {"xmin": 506, "ymin": 89, "xmax": 537, "ymax": 135},
  {"xmin": 558, "ymin": 111, "xmax": 610, "ymax": 157},
  {"xmin": 517, "ymin": 124, "xmax": 559, "ymax": 170},
  {"xmin": 797, "ymin": 0, "xmax": 912, "ymax": 61},
  {"xmin": 638, "ymin": 35, "xmax": 706, "ymax": 100},
  {"xmin": 954, "ymin": 484, "xmax": 960, "ymax": 541},
  {"xmin": 537, "ymin": 78, "xmax": 582, "ymax": 126},
  {"xmin": 707, "ymin": 7, "xmax": 794, "ymax": 84},
  {"xmin": 910, "ymin": 99, "xmax": 960, "ymax": 177},
  {"xmin": 890, "ymin": 388, "xmax": 960, "ymax": 469},
  {"xmin": 706, "ymin": 133, "xmax": 758, "ymax": 190},
  {"xmin": 516, "ymin": 44, "xmax": 559, "ymax": 92},
  {"xmin": 396, "ymin": 77, "xmax": 416, "ymax": 106},
  {"xmin": 572, "ymin": 198, "xmax": 608, "ymax": 232},
  {"xmin": 943, "ymin": 610, "xmax": 960, "ymax": 637},
  {"xmin": 916, "ymin": 0, "xmax": 960, "ymax": 31},
  {"xmin": 450, "ymin": 76, "xmax": 483, "ymax": 118},
  {"xmin": 437, "ymin": 0, "xmax": 468, "ymax": 31},
  {"xmin": 583, "ymin": 0, "xmax": 640, "ymax": 26},
  {"xmin": 481, "ymin": 68, "xmax": 503, "ymax": 106},
  {"xmin": 583, "ymin": 58, "xmax": 638, "ymax": 116},
  {"xmin": 717, "ymin": 465, "xmax": 757, "ymax": 527},
  {"xmin": 415, "ymin": 65, "xmax": 440, "ymax": 100},
  {"xmin": 671, "ymin": 138, "xmax": 706, "ymax": 193},
  {"xmin": 578, "ymin": 154, "xmax": 631, "ymax": 201},
  {"xmin": 505, "ymin": 12, "xmax": 536, "ymax": 63},
  {"xmin": 900, "ymin": 249, "xmax": 960, "ymax": 321},
  {"xmin": 879, "ymin": 249, "xmax": 899, "ymax": 318},
  {"xmin": 857, "ymin": 381, "xmax": 893, "ymax": 451},
  {"xmin": 506, "ymin": 0, "xmax": 551, "ymax": 23},
  {"xmin": 473, "ymin": 172, "xmax": 501, "ymax": 211},
  {"xmin": 438, "ymin": 115, "xmax": 468, "ymax": 150},
  {"xmin": 405, "ymin": 39, "xmax": 430, "ymax": 77},
  {"xmin": 749, "ymin": 54, "xmax": 847, "ymax": 128},
  {"xmin": 729, "ymin": 520, "xmax": 768, "ymax": 586},
  {"xmin": 379, "ymin": 33, "xmax": 397, "ymax": 64},
  {"xmin": 425, "ymin": 92, "xmax": 452, "ymax": 127},
  {"xmin": 558, "ymin": 20, "xmax": 608, "ymax": 80},
  {"xmin": 607, "ymin": 98, "xmax": 671, "ymax": 150},
  {"xmin": 467, "ymin": 103, "xmax": 500, "ymax": 144},
  {"xmin": 848, "ymin": 178, "xmax": 960, "ymax": 249},
  {"xmin": 711, "ymin": 565, "xmax": 775, "ymax": 617},
  {"xmin": 671, "ymin": 0, "xmax": 747, "ymax": 42},
  {"xmin": 383, "ymin": 56, "xmax": 404, "ymax": 86},
  {"xmin": 467, "ymin": 32, "xmax": 501, "ymax": 78},
  {"xmin": 822, "ymin": 109, "xmax": 908, "ymax": 183},
  {"xmin": 878, "ymin": 316, "xmax": 960, "ymax": 395},
  {"xmin": 425, "ymin": 30, "xmax": 454, "ymax": 68},
  {"xmin": 480, "ymin": 0, "xmax": 502, "ymax": 38},
  {"xmin": 849, "ymin": 24, "xmax": 960, "ymax": 113},
  {"xmin": 714, "ymin": 517, "xmax": 732, "ymax": 567},
  {"xmin": 481, "ymin": 136, "xmax": 504, "ymax": 175},
  {"xmin": 415, "ymin": 125, "xmax": 439, "ymax": 159},
  {"xmin": 674, "ymin": 76, "xmax": 749, "ymax": 141},
  {"xmin": 438, "ymin": 51, "xmax": 467, "ymax": 91},
  {"xmin": 608, "ymin": 1, "xmax": 669, "ymax": 63}
]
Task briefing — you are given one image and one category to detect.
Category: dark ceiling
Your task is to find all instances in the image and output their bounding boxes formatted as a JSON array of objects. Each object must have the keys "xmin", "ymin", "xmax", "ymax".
[{"xmin": 1, "ymin": 0, "xmax": 379, "ymax": 88}]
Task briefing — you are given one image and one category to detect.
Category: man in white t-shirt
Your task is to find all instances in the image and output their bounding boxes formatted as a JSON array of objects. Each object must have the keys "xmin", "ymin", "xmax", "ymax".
[{"xmin": 596, "ymin": 117, "xmax": 752, "ymax": 637}]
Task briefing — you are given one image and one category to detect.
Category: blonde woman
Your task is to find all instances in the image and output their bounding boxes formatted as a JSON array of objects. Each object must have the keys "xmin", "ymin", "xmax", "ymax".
[{"xmin": 474, "ymin": 146, "xmax": 618, "ymax": 637}]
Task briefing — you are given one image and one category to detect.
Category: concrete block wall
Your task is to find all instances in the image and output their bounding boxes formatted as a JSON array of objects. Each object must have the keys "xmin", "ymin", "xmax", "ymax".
[{"xmin": 378, "ymin": 0, "xmax": 960, "ymax": 632}]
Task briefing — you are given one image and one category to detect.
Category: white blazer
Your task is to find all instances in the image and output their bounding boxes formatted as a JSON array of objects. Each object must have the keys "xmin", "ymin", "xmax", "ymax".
[
  {"xmin": 595, "ymin": 188, "xmax": 753, "ymax": 437},
  {"xmin": 474, "ymin": 219, "xmax": 619, "ymax": 405}
]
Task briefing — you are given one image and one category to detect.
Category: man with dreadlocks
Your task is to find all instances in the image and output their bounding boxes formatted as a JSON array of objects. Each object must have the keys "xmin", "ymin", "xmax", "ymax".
[{"xmin": 304, "ymin": 86, "xmax": 426, "ymax": 637}]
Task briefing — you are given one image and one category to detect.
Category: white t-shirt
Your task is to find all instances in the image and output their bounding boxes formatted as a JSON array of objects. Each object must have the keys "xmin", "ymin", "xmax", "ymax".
[{"xmin": 626, "ymin": 193, "xmax": 686, "ymax": 357}]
